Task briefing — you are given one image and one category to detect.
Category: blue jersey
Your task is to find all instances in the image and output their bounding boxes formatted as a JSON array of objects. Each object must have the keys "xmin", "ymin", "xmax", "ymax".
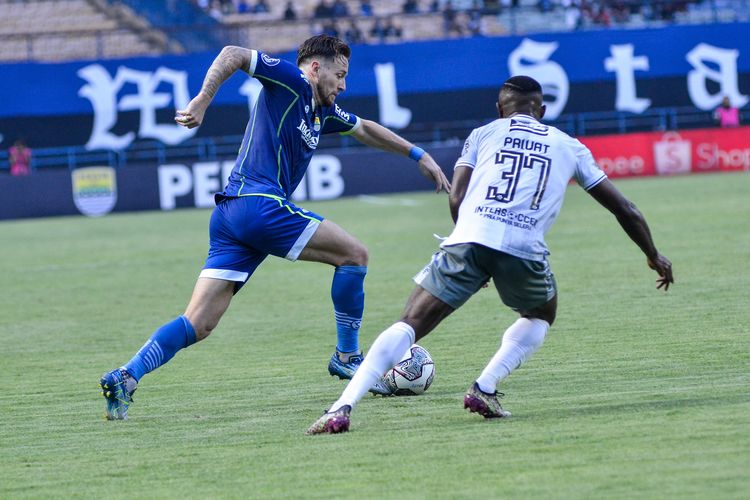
[{"xmin": 217, "ymin": 51, "xmax": 361, "ymax": 201}]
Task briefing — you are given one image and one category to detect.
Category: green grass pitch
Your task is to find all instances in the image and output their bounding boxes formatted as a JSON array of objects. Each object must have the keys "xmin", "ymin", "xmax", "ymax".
[{"xmin": 1, "ymin": 172, "xmax": 748, "ymax": 498}]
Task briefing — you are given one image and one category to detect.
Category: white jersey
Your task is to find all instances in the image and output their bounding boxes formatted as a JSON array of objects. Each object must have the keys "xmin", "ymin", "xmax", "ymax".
[{"xmin": 441, "ymin": 114, "xmax": 606, "ymax": 261}]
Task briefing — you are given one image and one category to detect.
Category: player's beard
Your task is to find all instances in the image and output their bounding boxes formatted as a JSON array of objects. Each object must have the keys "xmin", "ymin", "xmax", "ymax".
[{"xmin": 315, "ymin": 83, "xmax": 336, "ymax": 106}]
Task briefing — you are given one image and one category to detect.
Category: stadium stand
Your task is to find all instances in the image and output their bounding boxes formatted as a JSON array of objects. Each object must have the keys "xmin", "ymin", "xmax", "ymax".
[
  {"xmin": 2, "ymin": 1, "xmax": 749, "ymax": 62},
  {"xmin": 202, "ymin": 0, "xmax": 750, "ymax": 53},
  {"xmin": 0, "ymin": 0, "xmax": 180, "ymax": 62}
]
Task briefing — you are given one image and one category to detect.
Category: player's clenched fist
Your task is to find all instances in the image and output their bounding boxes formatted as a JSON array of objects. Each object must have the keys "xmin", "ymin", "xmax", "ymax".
[{"xmin": 175, "ymin": 94, "xmax": 210, "ymax": 129}]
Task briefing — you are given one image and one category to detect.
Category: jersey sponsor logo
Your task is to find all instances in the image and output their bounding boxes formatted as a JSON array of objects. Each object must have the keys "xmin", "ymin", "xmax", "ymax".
[
  {"xmin": 462, "ymin": 138, "xmax": 471, "ymax": 155},
  {"xmin": 473, "ymin": 205, "xmax": 539, "ymax": 230},
  {"xmin": 261, "ymin": 54, "xmax": 281, "ymax": 66},
  {"xmin": 334, "ymin": 104, "xmax": 350, "ymax": 121},
  {"xmin": 509, "ymin": 118, "xmax": 550, "ymax": 136},
  {"xmin": 71, "ymin": 166, "xmax": 117, "ymax": 217},
  {"xmin": 297, "ymin": 119, "xmax": 319, "ymax": 149}
]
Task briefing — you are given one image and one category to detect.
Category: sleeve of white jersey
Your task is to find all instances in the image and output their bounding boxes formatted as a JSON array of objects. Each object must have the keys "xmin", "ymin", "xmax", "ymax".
[
  {"xmin": 573, "ymin": 139, "xmax": 607, "ymax": 191},
  {"xmin": 454, "ymin": 129, "xmax": 478, "ymax": 170}
]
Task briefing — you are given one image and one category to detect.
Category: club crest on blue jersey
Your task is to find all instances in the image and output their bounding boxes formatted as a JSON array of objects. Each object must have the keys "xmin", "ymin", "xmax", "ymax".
[
  {"xmin": 261, "ymin": 54, "xmax": 280, "ymax": 66},
  {"xmin": 71, "ymin": 166, "xmax": 117, "ymax": 217},
  {"xmin": 313, "ymin": 116, "xmax": 321, "ymax": 131}
]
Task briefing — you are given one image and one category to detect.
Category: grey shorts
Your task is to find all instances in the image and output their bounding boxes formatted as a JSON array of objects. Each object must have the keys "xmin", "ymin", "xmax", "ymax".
[{"xmin": 413, "ymin": 243, "xmax": 557, "ymax": 311}]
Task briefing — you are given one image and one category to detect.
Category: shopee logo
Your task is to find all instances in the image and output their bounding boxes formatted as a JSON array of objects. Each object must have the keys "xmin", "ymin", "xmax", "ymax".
[{"xmin": 653, "ymin": 132, "xmax": 691, "ymax": 175}]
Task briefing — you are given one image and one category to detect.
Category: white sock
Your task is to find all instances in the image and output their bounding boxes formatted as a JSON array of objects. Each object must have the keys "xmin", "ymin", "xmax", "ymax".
[
  {"xmin": 475, "ymin": 317, "xmax": 549, "ymax": 394},
  {"xmin": 329, "ymin": 321, "xmax": 415, "ymax": 412}
]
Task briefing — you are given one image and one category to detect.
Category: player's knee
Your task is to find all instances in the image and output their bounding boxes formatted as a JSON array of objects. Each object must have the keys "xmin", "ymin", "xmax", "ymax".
[
  {"xmin": 522, "ymin": 308, "xmax": 555, "ymax": 326},
  {"xmin": 342, "ymin": 241, "xmax": 368, "ymax": 266}
]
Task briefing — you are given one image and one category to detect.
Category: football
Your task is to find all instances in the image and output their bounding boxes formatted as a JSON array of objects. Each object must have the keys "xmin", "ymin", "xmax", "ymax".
[{"xmin": 384, "ymin": 344, "xmax": 435, "ymax": 396}]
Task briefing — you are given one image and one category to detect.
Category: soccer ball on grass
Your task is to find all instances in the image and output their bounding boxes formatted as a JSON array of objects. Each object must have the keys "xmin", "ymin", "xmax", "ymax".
[{"xmin": 383, "ymin": 344, "xmax": 435, "ymax": 396}]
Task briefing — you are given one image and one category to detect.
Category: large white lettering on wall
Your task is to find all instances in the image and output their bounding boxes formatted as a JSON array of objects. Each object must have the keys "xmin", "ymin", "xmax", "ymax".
[
  {"xmin": 157, "ymin": 155, "xmax": 345, "ymax": 210},
  {"xmin": 78, "ymin": 64, "xmax": 196, "ymax": 151},
  {"xmin": 686, "ymin": 43, "xmax": 749, "ymax": 110},
  {"xmin": 605, "ymin": 44, "xmax": 652, "ymax": 113},
  {"xmin": 508, "ymin": 39, "xmax": 570, "ymax": 119},
  {"xmin": 291, "ymin": 154, "xmax": 345, "ymax": 201},
  {"xmin": 374, "ymin": 62, "xmax": 412, "ymax": 129}
]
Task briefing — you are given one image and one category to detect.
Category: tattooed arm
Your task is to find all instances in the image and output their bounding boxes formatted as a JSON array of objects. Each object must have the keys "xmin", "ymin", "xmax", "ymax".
[{"xmin": 175, "ymin": 46, "xmax": 253, "ymax": 129}]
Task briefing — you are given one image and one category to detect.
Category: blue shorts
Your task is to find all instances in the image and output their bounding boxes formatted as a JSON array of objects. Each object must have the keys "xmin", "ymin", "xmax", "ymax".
[{"xmin": 200, "ymin": 194, "xmax": 323, "ymax": 288}]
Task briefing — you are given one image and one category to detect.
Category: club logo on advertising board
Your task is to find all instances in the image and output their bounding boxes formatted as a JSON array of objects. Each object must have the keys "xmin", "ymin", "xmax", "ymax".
[{"xmin": 72, "ymin": 166, "xmax": 117, "ymax": 217}]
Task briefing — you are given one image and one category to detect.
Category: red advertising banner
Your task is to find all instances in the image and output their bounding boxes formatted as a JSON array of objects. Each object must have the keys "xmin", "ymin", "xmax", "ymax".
[{"xmin": 579, "ymin": 126, "xmax": 750, "ymax": 178}]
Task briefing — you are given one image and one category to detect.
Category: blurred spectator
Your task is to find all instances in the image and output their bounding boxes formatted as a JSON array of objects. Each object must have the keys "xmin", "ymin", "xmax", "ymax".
[
  {"xmin": 360, "ymin": 0, "xmax": 374, "ymax": 17},
  {"xmin": 209, "ymin": 0, "xmax": 223, "ymax": 20},
  {"xmin": 593, "ymin": 4, "xmax": 612, "ymax": 26},
  {"xmin": 344, "ymin": 19, "xmax": 365, "ymax": 44},
  {"xmin": 9, "ymin": 139, "xmax": 31, "ymax": 176},
  {"xmin": 403, "ymin": 0, "xmax": 420, "ymax": 13},
  {"xmin": 610, "ymin": 1, "xmax": 629, "ymax": 23},
  {"xmin": 369, "ymin": 17, "xmax": 388, "ymax": 42},
  {"xmin": 253, "ymin": 0, "xmax": 269, "ymax": 14},
  {"xmin": 714, "ymin": 96, "xmax": 740, "ymax": 128},
  {"xmin": 236, "ymin": 0, "xmax": 250, "ymax": 14},
  {"xmin": 219, "ymin": 0, "xmax": 233, "ymax": 15},
  {"xmin": 314, "ymin": 0, "xmax": 334, "ymax": 18},
  {"xmin": 283, "ymin": 1, "xmax": 297, "ymax": 20},
  {"xmin": 467, "ymin": 7, "xmax": 483, "ymax": 36},
  {"xmin": 331, "ymin": 0, "xmax": 350, "ymax": 17},
  {"xmin": 562, "ymin": 0, "xmax": 582, "ymax": 30},
  {"xmin": 383, "ymin": 16, "xmax": 404, "ymax": 42},
  {"xmin": 321, "ymin": 19, "xmax": 340, "ymax": 37},
  {"xmin": 537, "ymin": 0, "xmax": 553, "ymax": 12},
  {"xmin": 443, "ymin": 1, "xmax": 464, "ymax": 37},
  {"xmin": 483, "ymin": 0, "xmax": 501, "ymax": 14}
]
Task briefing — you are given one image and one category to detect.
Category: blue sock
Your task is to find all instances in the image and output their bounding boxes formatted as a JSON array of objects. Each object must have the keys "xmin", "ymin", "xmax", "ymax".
[
  {"xmin": 123, "ymin": 316, "xmax": 197, "ymax": 381},
  {"xmin": 331, "ymin": 265, "xmax": 367, "ymax": 354}
]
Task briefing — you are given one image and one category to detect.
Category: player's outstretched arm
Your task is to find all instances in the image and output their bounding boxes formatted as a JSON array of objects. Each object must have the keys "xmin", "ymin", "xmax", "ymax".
[
  {"xmin": 587, "ymin": 179, "xmax": 674, "ymax": 291},
  {"xmin": 175, "ymin": 46, "xmax": 253, "ymax": 129},
  {"xmin": 352, "ymin": 119, "xmax": 451, "ymax": 193}
]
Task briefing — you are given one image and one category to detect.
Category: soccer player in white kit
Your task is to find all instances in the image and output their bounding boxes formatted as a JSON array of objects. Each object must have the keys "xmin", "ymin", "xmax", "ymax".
[{"xmin": 307, "ymin": 75, "xmax": 674, "ymax": 435}]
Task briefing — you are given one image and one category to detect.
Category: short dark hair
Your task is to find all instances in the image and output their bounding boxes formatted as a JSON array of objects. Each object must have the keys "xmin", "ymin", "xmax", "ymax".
[
  {"xmin": 501, "ymin": 75, "xmax": 542, "ymax": 96},
  {"xmin": 296, "ymin": 35, "xmax": 351, "ymax": 66}
]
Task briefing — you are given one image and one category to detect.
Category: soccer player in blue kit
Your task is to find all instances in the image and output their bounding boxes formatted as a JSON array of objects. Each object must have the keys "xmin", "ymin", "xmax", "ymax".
[{"xmin": 99, "ymin": 35, "xmax": 451, "ymax": 420}]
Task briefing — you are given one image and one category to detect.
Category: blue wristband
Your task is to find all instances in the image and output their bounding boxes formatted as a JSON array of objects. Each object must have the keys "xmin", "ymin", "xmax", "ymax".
[{"xmin": 409, "ymin": 146, "xmax": 425, "ymax": 162}]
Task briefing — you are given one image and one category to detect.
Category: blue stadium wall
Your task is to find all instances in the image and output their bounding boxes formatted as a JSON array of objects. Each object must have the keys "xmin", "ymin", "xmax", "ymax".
[
  {"xmin": 1, "ymin": 22, "xmax": 749, "ymax": 219},
  {"xmin": 1, "ymin": 22, "xmax": 749, "ymax": 148}
]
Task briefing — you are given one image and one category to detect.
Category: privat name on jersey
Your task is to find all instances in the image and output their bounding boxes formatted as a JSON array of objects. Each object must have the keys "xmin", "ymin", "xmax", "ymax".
[{"xmin": 503, "ymin": 137, "xmax": 550, "ymax": 154}]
